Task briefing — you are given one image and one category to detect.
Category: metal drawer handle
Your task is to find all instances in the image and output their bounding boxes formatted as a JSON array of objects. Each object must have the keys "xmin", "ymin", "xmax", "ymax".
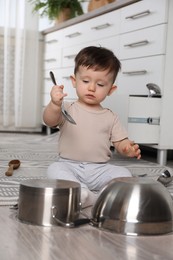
[
  {"xmin": 91, "ymin": 23, "xmax": 111, "ymax": 30},
  {"xmin": 46, "ymin": 39, "xmax": 58, "ymax": 44},
  {"xmin": 128, "ymin": 117, "xmax": 160, "ymax": 125},
  {"xmin": 125, "ymin": 10, "xmax": 151, "ymax": 20},
  {"xmin": 44, "ymin": 58, "xmax": 57, "ymax": 62},
  {"xmin": 123, "ymin": 70, "xmax": 147, "ymax": 75},
  {"xmin": 45, "ymin": 59, "xmax": 56, "ymax": 62},
  {"xmin": 124, "ymin": 40, "xmax": 149, "ymax": 48},
  {"xmin": 62, "ymin": 76, "xmax": 70, "ymax": 80},
  {"xmin": 64, "ymin": 54, "xmax": 76, "ymax": 59},
  {"xmin": 65, "ymin": 32, "xmax": 81, "ymax": 38}
]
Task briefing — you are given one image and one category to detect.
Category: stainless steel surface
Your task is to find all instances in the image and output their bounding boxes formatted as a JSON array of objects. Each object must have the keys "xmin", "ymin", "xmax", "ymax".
[
  {"xmin": 128, "ymin": 117, "xmax": 160, "ymax": 125},
  {"xmin": 146, "ymin": 83, "xmax": 161, "ymax": 97},
  {"xmin": 91, "ymin": 177, "xmax": 173, "ymax": 235},
  {"xmin": 157, "ymin": 149, "xmax": 168, "ymax": 166},
  {"xmin": 49, "ymin": 71, "xmax": 76, "ymax": 125},
  {"xmin": 157, "ymin": 170, "xmax": 173, "ymax": 186},
  {"xmin": 52, "ymin": 205, "xmax": 90, "ymax": 228},
  {"xmin": 18, "ymin": 179, "xmax": 81, "ymax": 226}
]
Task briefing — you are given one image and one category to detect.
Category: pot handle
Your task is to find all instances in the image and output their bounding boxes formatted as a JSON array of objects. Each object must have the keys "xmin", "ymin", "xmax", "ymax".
[
  {"xmin": 10, "ymin": 204, "xmax": 18, "ymax": 210},
  {"xmin": 51, "ymin": 205, "xmax": 90, "ymax": 228}
]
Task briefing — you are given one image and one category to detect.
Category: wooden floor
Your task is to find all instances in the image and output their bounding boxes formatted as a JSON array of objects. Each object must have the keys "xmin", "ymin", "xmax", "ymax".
[
  {"xmin": 0, "ymin": 205, "xmax": 173, "ymax": 260},
  {"xmin": 0, "ymin": 132, "xmax": 173, "ymax": 259}
]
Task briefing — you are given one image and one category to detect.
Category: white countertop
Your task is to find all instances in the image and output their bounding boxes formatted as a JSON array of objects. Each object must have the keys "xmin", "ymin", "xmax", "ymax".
[{"xmin": 42, "ymin": 0, "xmax": 140, "ymax": 35}]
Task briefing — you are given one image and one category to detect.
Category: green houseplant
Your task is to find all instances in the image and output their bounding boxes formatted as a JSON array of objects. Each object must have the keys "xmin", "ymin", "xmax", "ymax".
[{"xmin": 29, "ymin": 0, "xmax": 84, "ymax": 22}]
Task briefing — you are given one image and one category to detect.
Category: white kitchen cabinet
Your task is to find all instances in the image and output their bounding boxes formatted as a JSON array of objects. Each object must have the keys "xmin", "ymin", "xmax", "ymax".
[
  {"xmin": 119, "ymin": 24, "xmax": 167, "ymax": 59},
  {"xmin": 118, "ymin": 55, "xmax": 165, "ymax": 96},
  {"xmin": 62, "ymin": 10, "xmax": 121, "ymax": 48},
  {"xmin": 118, "ymin": 0, "xmax": 173, "ymax": 165},
  {"xmin": 42, "ymin": 0, "xmax": 173, "ymax": 164},
  {"xmin": 120, "ymin": 0, "xmax": 168, "ymax": 32},
  {"xmin": 128, "ymin": 96, "xmax": 161, "ymax": 144},
  {"xmin": 62, "ymin": 35, "xmax": 120, "ymax": 68},
  {"xmin": 44, "ymin": 31, "xmax": 63, "ymax": 69}
]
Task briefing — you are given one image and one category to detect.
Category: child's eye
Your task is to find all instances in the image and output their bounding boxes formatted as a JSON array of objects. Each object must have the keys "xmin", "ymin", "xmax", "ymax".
[
  {"xmin": 83, "ymin": 80, "xmax": 89, "ymax": 83},
  {"xmin": 97, "ymin": 83, "xmax": 104, "ymax": 87}
]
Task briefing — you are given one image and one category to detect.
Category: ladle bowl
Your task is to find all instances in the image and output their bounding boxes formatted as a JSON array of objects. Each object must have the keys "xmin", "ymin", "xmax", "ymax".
[{"xmin": 5, "ymin": 159, "xmax": 21, "ymax": 176}]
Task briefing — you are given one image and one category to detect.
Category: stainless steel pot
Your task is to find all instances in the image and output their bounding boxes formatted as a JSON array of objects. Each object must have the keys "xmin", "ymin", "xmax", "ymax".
[
  {"xmin": 91, "ymin": 177, "xmax": 173, "ymax": 235},
  {"xmin": 18, "ymin": 179, "xmax": 82, "ymax": 226}
]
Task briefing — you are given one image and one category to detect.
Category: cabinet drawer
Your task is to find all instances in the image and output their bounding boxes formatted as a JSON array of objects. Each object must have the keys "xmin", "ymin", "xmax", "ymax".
[
  {"xmin": 44, "ymin": 31, "xmax": 63, "ymax": 69},
  {"xmin": 62, "ymin": 36, "xmax": 120, "ymax": 68},
  {"xmin": 62, "ymin": 44, "xmax": 86, "ymax": 68},
  {"xmin": 87, "ymin": 10, "xmax": 121, "ymax": 41},
  {"xmin": 120, "ymin": 24, "xmax": 167, "ymax": 59},
  {"xmin": 94, "ymin": 36, "xmax": 120, "ymax": 58},
  {"xmin": 62, "ymin": 9, "xmax": 120, "ymax": 48},
  {"xmin": 44, "ymin": 48, "xmax": 62, "ymax": 69},
  {"xmin": 117, "ymin": 55, "xmax": 165, "ymax": 96},
  {"xmin": 44, "ymin": 31, "xmax": 63, "ymax": 52},
  {"xmin": 62, "ymin": 22, "xmax": 88, "ymax": 48},
  {"xmin": 121, "ymin": 0, "xmax": 168, "ymax": 33},
  {"xmin": 128, "ymin": 96, "xmax": 161, "ymax": 144}
]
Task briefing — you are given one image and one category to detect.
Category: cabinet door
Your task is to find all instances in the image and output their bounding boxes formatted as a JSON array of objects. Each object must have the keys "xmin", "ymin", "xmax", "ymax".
[
  {"xmin": 121, "ymin": 0, "xmax": 168, "ymax": 33},
  {"xmin": 62, "ymin": 35, "xmax": 120, "ymax": 68},
  {"xmin": 87, "ymin": 9, "xmax": 121, "ymax": 41},
  {"xmin": 62, "ymin": 9, "xmax": 121, "ymax": 48},
  {"xmin": 63, "ymin": 22, "xmax": 90, "ymax": 48},
  {"xmin": 44, "ymin": 31, "xmax": 63, "ymax": 69},
  {"xmin": 62, "ymin": 43, "xmax": 88, "ymax": 68},
  {"xmin": 102, "ymin": 93, "xmax": 129, "ymax": 129},
  {"xmin": 119, "ymin": 24, "xmax": 167, "ymax": 60},
  {"xmin": 118, "ymin": 55, "xmax": 165, "ymax": 96},
  {"xmin": 128, "ymin": 96, "xmax": 161, "ymax": 144},
  {"xmin": 93, "ymin": 36, "xmax": 120, "ymax": 58},
  {"xmin": 44, "ymin": 47, "xmax": 62, "ymax": 69}
]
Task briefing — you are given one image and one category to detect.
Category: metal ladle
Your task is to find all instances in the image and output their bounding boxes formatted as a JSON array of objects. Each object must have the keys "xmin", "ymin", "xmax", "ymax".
[
  {"xmin": 5, "ymin": 159, "xmax": 21, "ymax": 176},
  {"xmin": 49, "ymin": 71, "xmax": 76, "ymax": 125},
  {"xmin": 146, "ymin": 83, "xmax": 161, "ymax": 97},
  {"xmin": 157, "ymin": 170, "xmax": 173, "ymax": 186}
]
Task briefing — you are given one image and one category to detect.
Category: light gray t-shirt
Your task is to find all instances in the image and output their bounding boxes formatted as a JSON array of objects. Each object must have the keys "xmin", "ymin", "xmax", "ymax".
[{"xmin": 58, "ymin": 101, "xmax": 128, "ymax": 163}]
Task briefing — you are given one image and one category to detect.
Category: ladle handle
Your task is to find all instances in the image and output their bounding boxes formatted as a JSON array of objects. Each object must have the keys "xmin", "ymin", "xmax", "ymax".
[
  {"xmin": 5, "ymin": 165, "xmax": 14, "ymax": 176},
  {"xmin": 52, "ymin": 206, "xmax": 90, "ymax": 228}
]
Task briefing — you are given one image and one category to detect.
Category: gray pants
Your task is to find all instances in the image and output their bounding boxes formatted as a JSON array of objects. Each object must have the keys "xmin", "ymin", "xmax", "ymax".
[
  {"xmin": 47, "ymin": 157, "xmax": 131, "ymax": 191},
  {"xmin": 47, "ymin": 158, "xmax": 132, "ymax": 207}
]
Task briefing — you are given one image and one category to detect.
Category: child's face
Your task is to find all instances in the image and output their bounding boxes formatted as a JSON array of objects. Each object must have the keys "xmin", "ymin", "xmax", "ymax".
[{"xmin": 70, "ymin": 66, "xmax": 116, "ymax": 107}]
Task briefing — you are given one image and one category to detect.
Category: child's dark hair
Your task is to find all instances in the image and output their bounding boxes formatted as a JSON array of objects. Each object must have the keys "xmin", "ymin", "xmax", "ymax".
[{"xmin": 74, "ymin": 46, "xmax": 121, "ymax": 83}]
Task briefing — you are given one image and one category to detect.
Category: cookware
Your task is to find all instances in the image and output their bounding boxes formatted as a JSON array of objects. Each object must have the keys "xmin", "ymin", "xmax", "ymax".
[
  {"xmin": 157, "ymin": 170, "xmax": 173, "ymax": 186},
  {"xmin": 17, "ymin": 179, "xmax": 82, "ymax": 226},
  {"xmin": 91, "ymin": 177, "xmax": 173, "ymax": 235},
  {"xmin": 146, "ymin": 83, "xmax": 161, "ymax": 97},
  {"xmin": 49, "ymin": 71, "xmax": 76, "ymax": 125},
  {"xmin": 5, "ymin": 159, "xmax": 21, "ymax": 176}
]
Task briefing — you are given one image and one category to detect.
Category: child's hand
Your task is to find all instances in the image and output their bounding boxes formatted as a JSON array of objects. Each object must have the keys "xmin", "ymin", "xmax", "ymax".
[
  {"xmin": 122, "ymin": 140, "xmax": 141, "ymax": 159},
  {"xmin": 50, "ymin": 85, "xmax": 67, "ymax": 107},
  {"xmin": 114, "ymin": 139, "xmax": 141, "ymax": 159}
]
